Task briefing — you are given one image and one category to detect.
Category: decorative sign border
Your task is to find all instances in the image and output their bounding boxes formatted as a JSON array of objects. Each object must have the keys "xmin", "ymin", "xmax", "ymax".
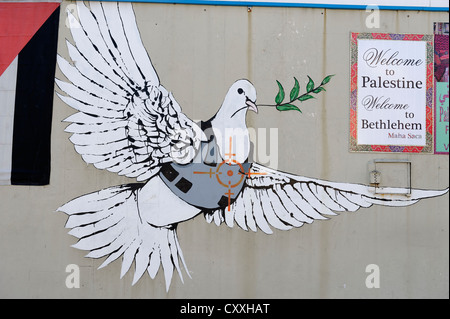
[{"xmin": 349, "ymin": 32, "xmax": 434, "ymax": 153}]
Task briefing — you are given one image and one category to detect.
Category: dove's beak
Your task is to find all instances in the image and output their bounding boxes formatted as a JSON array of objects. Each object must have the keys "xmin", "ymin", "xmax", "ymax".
[{"xmin": 246, "ymin": 99, "xmax": 258, "ymax": 114}]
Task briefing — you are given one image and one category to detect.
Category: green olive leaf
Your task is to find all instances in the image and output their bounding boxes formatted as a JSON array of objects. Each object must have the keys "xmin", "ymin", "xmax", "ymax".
[
  {"xmin": 306, "ymin": 76, "xmax": 315, "ymax": 93},
  {"xmin": 321, "ymin": 74, "xmax": 335, "ymax": 85},
  {"xmin": 312, "ymin": 87, "xmax": 326, "ymax": 93},
  {"xmin": 275, "ymin": 81, "xmax": 285, "ymax": 105},
  {"xmin": 289, "ymin": 77, "xmax": 300, "ymax": 101},
  {"xmin": 276, "ymin": 103, "xmax": 302, "ymax": 112},
  {"xmin": 298, "ymin": 94, "xmax": 314, "ymax": 101}
]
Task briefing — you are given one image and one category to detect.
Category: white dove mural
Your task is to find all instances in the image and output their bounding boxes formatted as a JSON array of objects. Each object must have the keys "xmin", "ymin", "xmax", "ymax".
[{"xmin": 56, "ymin": 1, "xmax": 448, "ymax": 291}]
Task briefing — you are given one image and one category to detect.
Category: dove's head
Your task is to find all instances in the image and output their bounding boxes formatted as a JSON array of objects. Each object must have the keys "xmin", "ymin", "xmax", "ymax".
[
  {"xmin": 217, "ymin": 79, "xmax": 257, "ymax": 121},
  {"xmin": 211, "ymin": 79, "xmax": 257, "ymax": 163}
]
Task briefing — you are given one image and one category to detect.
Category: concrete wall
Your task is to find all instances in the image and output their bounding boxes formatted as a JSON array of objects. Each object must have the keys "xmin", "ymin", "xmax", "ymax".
[{"xmin": 0, "ymin": 1, "xmax": 448, "ymax": 298}]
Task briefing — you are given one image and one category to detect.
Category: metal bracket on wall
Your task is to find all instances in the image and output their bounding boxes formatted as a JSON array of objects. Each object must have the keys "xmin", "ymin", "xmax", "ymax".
[{"xmin": 368, "ymin": 159, "xmax": 412, "ymax": 196}]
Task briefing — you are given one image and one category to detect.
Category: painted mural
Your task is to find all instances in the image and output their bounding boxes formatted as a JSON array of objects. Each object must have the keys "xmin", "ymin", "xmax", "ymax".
[{"xmin": 56, "ymin": 1, "xmax": 448, "ymax": 291}]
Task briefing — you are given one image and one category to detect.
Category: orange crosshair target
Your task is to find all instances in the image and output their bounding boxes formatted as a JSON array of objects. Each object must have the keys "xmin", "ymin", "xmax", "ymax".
[
  {"xmin": 194, "ymin": 137, "xmax": 266, "ymax": 212},
  {"xmin": 215, "ymin": 159, "xmax": 245, "ymax": 188}
]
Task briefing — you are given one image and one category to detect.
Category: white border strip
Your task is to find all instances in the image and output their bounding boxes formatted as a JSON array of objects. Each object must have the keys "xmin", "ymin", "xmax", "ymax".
[{"xmin": 0, "ymin": 57, "xmax": 18, "ymax": 185}]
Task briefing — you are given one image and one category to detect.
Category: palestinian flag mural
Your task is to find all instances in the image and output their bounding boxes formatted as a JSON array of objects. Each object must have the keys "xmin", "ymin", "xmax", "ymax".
[{"xmin": 0, "ymin": 2, "xmax": 60, "ymax": 185}]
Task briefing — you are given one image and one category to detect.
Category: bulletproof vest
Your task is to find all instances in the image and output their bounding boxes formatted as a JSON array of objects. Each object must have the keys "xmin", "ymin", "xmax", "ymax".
[{"xmin": 159, "ymin": 121, "xmax": 252, "ymax": 210}]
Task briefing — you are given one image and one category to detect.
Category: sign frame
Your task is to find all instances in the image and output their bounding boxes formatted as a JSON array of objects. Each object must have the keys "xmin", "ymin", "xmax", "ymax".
[{"xmin": 349, "ymin": 32, "xmax": 434, "ymax": 153}]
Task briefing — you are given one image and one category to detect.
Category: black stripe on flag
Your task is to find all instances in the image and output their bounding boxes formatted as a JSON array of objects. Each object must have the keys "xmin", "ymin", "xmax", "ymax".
[{"xmin": 10, "ymin": 6, "xmax": 60, "ymax": 185}]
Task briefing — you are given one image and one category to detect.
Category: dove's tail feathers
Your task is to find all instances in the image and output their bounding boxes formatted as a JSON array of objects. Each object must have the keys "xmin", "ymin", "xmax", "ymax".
[{"xmin": 57, "ymin": 183, "xmax": 190, "ymax": 291}]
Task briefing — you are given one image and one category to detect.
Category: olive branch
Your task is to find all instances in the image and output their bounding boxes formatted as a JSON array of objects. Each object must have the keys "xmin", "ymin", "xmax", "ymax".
[{"xmin": 260, "ymin": 75, "xmax": 334, "ymax": 112}]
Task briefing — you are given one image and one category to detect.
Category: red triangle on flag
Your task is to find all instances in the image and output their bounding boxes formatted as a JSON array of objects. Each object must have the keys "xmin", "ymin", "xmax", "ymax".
[{"xmin": 0, "ymin": 2, "xmax": 60, "ymax": 76}]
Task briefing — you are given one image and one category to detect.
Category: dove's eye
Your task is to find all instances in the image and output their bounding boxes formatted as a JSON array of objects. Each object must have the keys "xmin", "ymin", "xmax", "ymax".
[{"xmin": 237, "ymin": 88, "xmax": 244, "ymax": 95}]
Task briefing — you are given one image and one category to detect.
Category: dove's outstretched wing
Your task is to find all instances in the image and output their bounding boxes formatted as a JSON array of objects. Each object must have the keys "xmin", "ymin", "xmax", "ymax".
[
  {"xmin": 56, "ymin": 1, "xmax": 203, "ymax": 181},
  {"xmin": 56, "ymin": 1, "xmax": 204, "ymax": 290},
  {"xmin": 204, "ymin": 163, "xmax": 448, "ymax": 233}
]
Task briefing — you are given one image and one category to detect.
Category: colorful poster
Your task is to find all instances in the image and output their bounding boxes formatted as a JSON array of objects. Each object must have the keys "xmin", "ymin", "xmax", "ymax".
[
  {"xmin": 434, "ymin": 22, "xmax": 449, "ymax": 154},
  {"xmin": 350, "ymin": 32, "xmax": 434, "ymax": 153},
  {"xmin": 435, "ymin": 82, "xmax": 449, "ymax": 153}
]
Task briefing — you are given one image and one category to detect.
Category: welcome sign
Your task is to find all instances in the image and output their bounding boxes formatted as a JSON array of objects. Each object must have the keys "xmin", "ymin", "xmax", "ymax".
[{"xmin": 350, "ymin": 33, "xmax": 433, "ymax": 153}]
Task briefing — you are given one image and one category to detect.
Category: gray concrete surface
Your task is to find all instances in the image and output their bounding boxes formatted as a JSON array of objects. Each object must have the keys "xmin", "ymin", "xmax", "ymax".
[{"xmin": 0, "ymin": 1, "xmax": 448, "ymax": 298}]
